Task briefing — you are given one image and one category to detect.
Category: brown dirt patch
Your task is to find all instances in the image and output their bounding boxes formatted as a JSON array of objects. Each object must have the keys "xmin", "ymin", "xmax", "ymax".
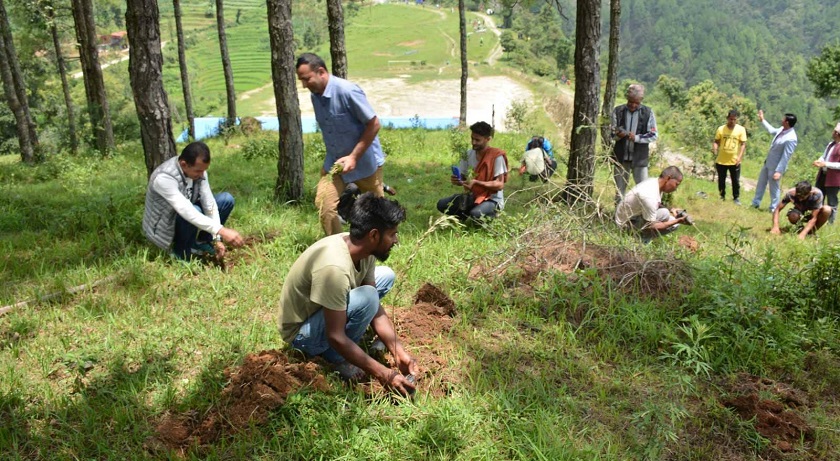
[
  {"xmin": 721, "ymin": 373, "xmax": 814, "ymax": 456},
  {"xmin": 382, "ymin": 283, "xmax": 460, "ymax": 398},
  {"xmin": 149, "ymin": 284, "xmax": 459, "ymax": 455},
  {"xmin": 150, "ymin": 350, "xmax": 329, "ymax": 455},
  {"xmin": 678, "ymin": 234, "xmax": 699, "ymax": 252},
  {"xmin": 397, "ymin": 40, "xmax": 424, "ymax": 47},
  {"xmin": 196, "ymin": 231, "xmax": 283, "ymax": 271}
]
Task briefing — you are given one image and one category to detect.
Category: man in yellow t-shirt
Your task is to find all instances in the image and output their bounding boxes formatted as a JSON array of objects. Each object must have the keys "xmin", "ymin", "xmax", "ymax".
[{"xmin": 712, "ymin": 109, "xmax": 748, "ymax": 204}]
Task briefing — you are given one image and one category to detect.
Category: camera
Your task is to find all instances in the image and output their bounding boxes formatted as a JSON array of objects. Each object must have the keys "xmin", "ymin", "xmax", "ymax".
[{"xmin": 676, "ymin": 210, "xmax": 694, "ymax": 226}]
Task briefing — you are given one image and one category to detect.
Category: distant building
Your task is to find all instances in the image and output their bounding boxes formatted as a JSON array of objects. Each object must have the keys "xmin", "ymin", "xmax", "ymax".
[{"xmin": 97, "ymin": 31, "xmax": 128, "ymax": 52}]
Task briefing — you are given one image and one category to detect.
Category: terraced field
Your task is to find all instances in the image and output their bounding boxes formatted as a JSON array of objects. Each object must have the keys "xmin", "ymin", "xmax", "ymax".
[{"xmin": 152, "ymin": 1, "xmax": 497, "ymax": 116}]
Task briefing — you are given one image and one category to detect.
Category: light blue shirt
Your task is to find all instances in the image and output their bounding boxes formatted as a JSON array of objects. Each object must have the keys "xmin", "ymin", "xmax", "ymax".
[
  {"xmin": 311, "ymin": 75, "xmax": 385, "ymax": 183},
  {"xmin": 761, "ymin": 119, "xmax": 798, "ymax": 174}
]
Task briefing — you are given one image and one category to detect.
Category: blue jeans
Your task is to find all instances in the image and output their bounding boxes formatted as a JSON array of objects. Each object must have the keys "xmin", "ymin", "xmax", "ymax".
[
  {"xmin": 291, "ymin": 266, "xmax": 395, "ymax": 364},
  {"xmin": 751, "ymin": 164, "xmax": 781, "ymax": 212},
  {"xmin": 173, "ymin": 192, "xmax": 235, "ymax": 260}
]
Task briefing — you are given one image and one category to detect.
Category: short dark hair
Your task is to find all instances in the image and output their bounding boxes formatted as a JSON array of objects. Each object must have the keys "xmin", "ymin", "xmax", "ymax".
[
  {"xmin": 795, "ymin": 180, "xmax": 811, "ymax": 196},
  {"xmin": 296, "ymin": 53, "xmax": 327, "ymax": 71},
  {"xmin": 179, "ymin": 141, "xmax": 211, "ymax": 165},
  {"xmin": 527, "ymin": 136, "xmax": 545, "ymax": 150},
  {"xmin": 659, "ymin": 165, "xmax": 683, "ymax": 181},
  {"xmin": 784, "ymin": 113, "xmax": 797, "ymax": 128},
  {"xmin": 728, "ymin": 109, "xmax": 740, "ymax": 118},
  {"xmin": 349, "ymin": 192, "xmax": 407, "ymax": 240},
  {"xmin": 470, "ymin": 121, "xmax": 494, "ymax": 138}
]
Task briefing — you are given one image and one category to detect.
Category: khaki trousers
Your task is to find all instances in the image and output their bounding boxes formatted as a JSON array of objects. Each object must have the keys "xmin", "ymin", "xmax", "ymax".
[{"xmin": 315, "ymin": 167, "xmax": 384, "ymax": 235}]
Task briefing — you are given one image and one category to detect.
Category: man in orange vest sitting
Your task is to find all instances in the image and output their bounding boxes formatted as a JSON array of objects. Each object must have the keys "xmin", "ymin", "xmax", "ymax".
[{"xmin": 437, "ymin": 121, "xmax": 509, "ymax": 222}]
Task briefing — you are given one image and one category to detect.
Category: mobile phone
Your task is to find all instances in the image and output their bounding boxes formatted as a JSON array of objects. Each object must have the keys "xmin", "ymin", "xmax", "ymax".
[{"xmin": 451, "ymin": 166, "xmax": 461, "ymax": 179}]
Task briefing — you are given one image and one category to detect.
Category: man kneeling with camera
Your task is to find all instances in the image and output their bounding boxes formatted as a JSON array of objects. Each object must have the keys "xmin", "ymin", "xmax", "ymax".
[{"xmin": 615, "ymin": 165, "xmax": 693, "ymax": 242}]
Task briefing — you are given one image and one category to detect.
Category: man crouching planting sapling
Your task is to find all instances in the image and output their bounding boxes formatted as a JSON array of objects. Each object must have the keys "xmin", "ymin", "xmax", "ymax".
[{"xmin": 277, "ymin": 193, "xmax": 418, "ymax": 395}]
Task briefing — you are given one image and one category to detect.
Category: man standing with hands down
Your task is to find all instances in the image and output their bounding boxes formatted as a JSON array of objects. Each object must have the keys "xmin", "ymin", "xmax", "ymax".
[
  {"xmin": 296, "ymin": 53, "xmax": 386, "ymax": 236},
  {"xmin": 712, "ymin": 110, "xmax": 748, "ymax": 204},
  {"xmin": 611, "ymin": 84, "xmax": 659, "ymax": 202},
  {"xmin": 278, "ymin": 193, "xmax": 418, "ymax": 395},
  {"xmin": 751, "ymin": 110, "xmax": 798, "ymax": 212}
]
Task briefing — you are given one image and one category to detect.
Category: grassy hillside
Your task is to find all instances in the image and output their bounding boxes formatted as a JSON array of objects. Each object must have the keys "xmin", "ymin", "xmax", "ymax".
[{"xmin": 0, "ymin": 130, "xmax": 838, "ymax": 459}]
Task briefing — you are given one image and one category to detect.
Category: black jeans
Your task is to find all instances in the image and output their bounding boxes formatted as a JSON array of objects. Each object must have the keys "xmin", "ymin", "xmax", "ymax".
[
  {"xmin": 437, "ymin": 193, "xmax": 499, "ymax": 221},
  {"xmin": 715, "ymin": 163, "xmax": 741, "ymax": 200}
]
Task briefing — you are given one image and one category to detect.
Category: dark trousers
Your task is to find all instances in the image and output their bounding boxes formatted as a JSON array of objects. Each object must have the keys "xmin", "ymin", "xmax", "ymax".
[
  {"xmin": 173, "ymin": 192, "xmax": 235, "ymax": 260},
  {"xmin": 715, "ymin": 163, "xmax": 741, "ymax": 200},
  {"xmin": 824, "ymin": 186, "xmax": 839, "ymax": 224},
  {"xmin": 437, "ymin": 193, "xmax": 499, "ymax": 221}
]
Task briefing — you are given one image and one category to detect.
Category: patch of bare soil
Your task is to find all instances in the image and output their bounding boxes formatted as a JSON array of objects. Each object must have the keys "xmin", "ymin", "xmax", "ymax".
[
  {"xmin": 721, "ymin": 373, "xmax": 815, "ymax": 457},
  {"xmin": 373, "ymin": 283, "xmax": 459, "ymax": 398},
  {"xmin": 281, "ymin": 76, "xmax": 534, "ymax": 131},
  {"xmin": 149, "ymin": 284, "xmax": 459, "ymax": 455},
  {"xmin": 678, "ymin": 234, "xmax": 700, "ymax": 252},
  {"xmin": 194, "ymin": 231, "xmax": 283, "ymax": 271},
  {"xmin": 150, "ymin": 350, "xmax": 329, "ymax": 455}
]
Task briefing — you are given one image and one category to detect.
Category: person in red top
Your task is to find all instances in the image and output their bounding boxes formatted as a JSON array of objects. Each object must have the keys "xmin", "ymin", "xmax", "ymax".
[
  {"xmin": 813, "ymin": 122, "xmax": 840, "ymax": 223},
  {"xmin": 437, "ymin": 121, "xmax": 509, "ymax": 222}
]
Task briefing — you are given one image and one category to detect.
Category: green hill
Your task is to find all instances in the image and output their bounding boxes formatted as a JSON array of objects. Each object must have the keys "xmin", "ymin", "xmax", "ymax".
[{"xmin": 615, "ymin": 0, "xmax": 840, "ymax": 152}]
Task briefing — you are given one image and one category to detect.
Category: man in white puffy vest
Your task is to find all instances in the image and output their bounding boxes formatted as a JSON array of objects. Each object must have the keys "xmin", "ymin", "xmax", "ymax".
[{"xmin": 142, "ymin": 142, "xmax": 244, "ymax": 260}]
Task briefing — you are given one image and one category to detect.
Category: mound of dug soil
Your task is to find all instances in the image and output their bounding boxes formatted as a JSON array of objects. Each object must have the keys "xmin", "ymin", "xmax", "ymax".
[
  {"xmin": 150, "ymin": 284, "xmax": 460, "ymax": 454},
  {"xmin": 380, "ymin": 283, "xmax": 459, "ymax": 398},
  {"xmin": 721, "ymin": 373, "xmax": 814, "ymax": 455},
  {"xmin": 151, "ymin": 350, "xmax": 328, "ymax": 454}
]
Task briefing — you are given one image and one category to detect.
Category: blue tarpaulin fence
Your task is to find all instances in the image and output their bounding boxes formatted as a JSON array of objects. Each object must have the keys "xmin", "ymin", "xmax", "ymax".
[{"xmin": 175, "ymin": 116, "xmax": 460, "ymax": 142}]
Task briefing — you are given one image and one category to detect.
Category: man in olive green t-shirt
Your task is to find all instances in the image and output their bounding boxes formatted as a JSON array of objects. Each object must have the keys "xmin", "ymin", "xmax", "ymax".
[
  {"xmin": 712, "ymin": 109, "xmax": 748, "ymax": 204},
  {"xmin": 278, "ymin": 193, "xmax": 418, "ymax": 395}
]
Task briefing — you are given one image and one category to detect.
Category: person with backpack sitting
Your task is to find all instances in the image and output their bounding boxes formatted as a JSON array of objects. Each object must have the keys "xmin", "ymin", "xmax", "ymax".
[{"xmin": 518, "ymin": 136, "xmax": 557, "ymax": 182}]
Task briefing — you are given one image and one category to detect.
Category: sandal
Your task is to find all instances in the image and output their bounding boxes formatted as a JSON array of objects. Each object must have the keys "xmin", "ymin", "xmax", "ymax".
[{"xmin": 332, "ymin": 361, "xmax": 367, "ymax": 382}]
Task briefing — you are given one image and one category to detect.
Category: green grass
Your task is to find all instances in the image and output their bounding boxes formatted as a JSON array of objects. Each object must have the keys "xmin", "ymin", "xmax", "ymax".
[{"xmin": 1, "ymin": 128, "xmax": 839, "ymax": 460}]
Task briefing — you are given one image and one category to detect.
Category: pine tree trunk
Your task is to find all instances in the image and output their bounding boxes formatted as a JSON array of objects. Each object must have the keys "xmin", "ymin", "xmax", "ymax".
[
  {"xmin": 47, "ymin": 2, "xmax": 77, "ymax": 154},
  {"xmin": 326, "ymin": 0, "xmax": 347, "ymax": 79},
  {"xmin": 267, "ymin": 0, "xmax": 304, "ymax": 202},
  {"xmin": 71, "ymin": 0, "xmax": 114, "ymax": 155},
  {"xmin": 458, "ymin": 0, "xmax": 467, "ymax": 127},
  {"xmin": 0, "ymin": 0, "xmax": 37, "ymax": 163},
  {"xmin": 216, "ymin": 0, "xmax": 236, "ymax": 129},
  {"xmin": 600, "ymin": 0, "xmax": 620, "ymax": 152},
  {"xmin": 562, "ymin": 0, "xmax": 601, "ymax": 205},
  {"xmin": 126, "ymin": 0, "xmax": 177, "ymax": 178},
  {"xmin": 173, "ymin": 0, "xmax": 195, "ymax": 140}
]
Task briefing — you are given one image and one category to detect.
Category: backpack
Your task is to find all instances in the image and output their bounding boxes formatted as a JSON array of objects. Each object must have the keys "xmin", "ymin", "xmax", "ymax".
[{"xmin": 523, "ymin": 147, "xmax": 546, "ymax": 176}]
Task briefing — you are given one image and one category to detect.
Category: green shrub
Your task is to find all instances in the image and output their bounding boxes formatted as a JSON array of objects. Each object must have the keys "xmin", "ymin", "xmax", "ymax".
[{"xmin": 241, "ymin": 135, "xmax": 277, "ymax": 161}]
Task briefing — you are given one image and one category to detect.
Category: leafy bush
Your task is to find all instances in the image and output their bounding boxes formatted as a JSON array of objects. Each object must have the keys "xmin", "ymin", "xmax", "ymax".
[{"xmin": 241, "ymin": 135, "xmax": 277, "ymax": 161}]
